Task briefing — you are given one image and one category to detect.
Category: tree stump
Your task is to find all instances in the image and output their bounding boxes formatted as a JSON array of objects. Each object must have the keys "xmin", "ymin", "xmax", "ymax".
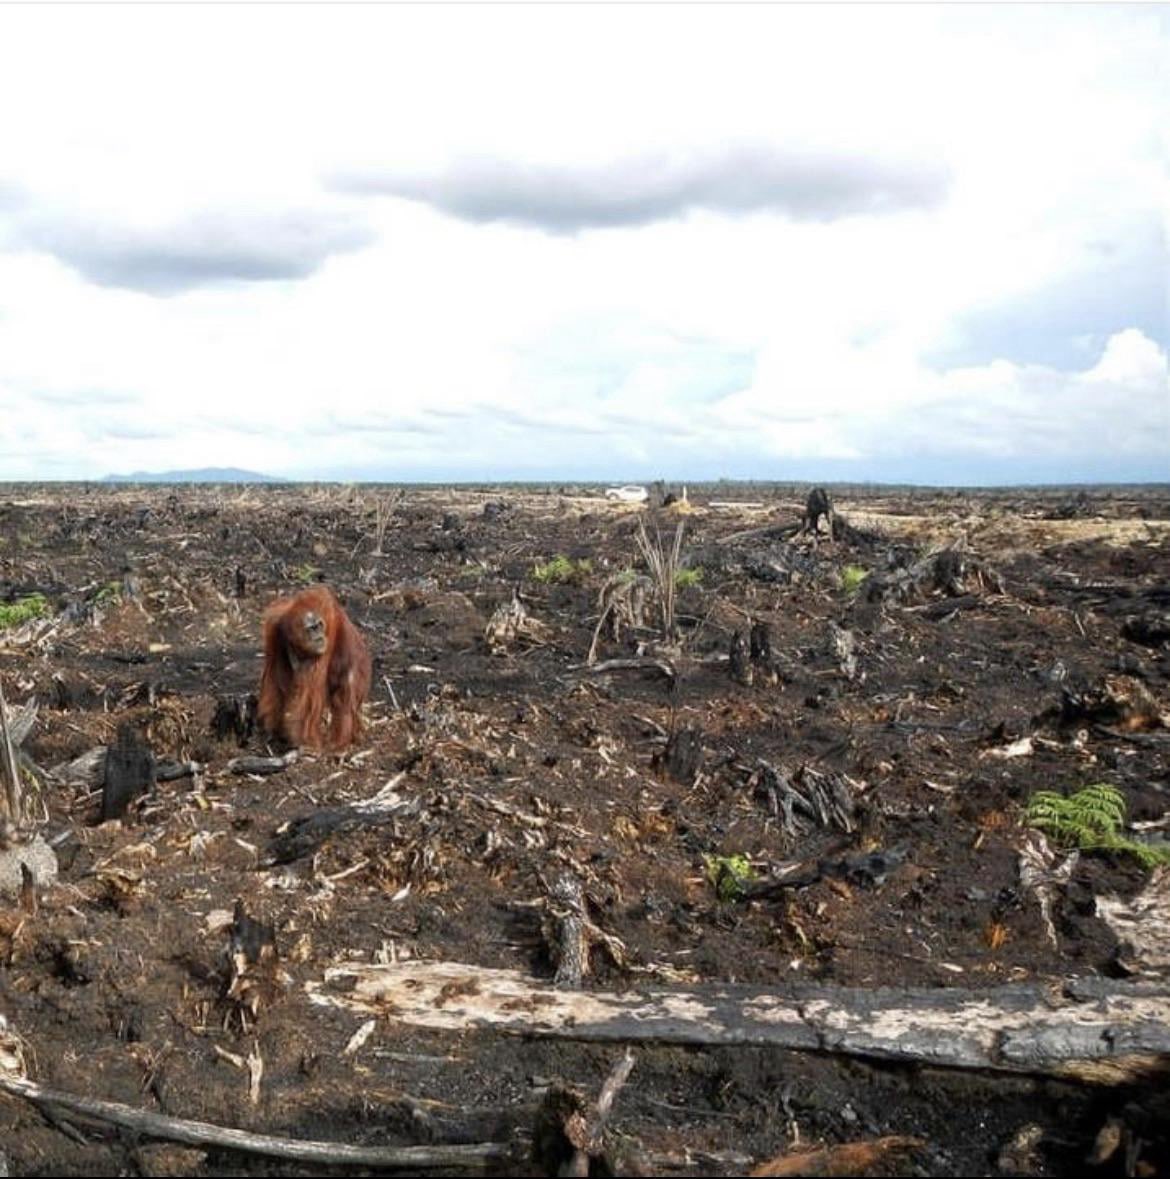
[
  {"xmin": 801, "ymin": 487, "xmax": 835, "ymax": 540},
  {"xmin": 749, "ymin": 620, "xmax": 772, "ymax": 666},
  {"xmin": 101, "ymin": 724, "xmax": 156, "ymax": 822},
  {"xmin": 730, "ymin": 631, "xmax": 753, "ymax": 686},
  {"xmin": 211, "ymin": 694, "xmax": 258, "ymax": 747},
  {"xmin": 656, "ymin": 725, "xmax": 704, "ymax": 785}
]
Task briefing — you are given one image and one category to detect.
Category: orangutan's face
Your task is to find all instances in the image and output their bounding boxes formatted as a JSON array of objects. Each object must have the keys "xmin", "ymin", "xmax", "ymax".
[{"xmin": 297, "ymin": 609, "xmax": 328, "ymax": 656}]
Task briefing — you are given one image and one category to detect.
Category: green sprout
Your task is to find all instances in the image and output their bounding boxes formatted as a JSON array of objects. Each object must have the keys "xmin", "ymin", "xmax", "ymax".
[
  {"xmin": 95, "ymin": 581, "xmax": 123, "ymax": 606},
  {"xmin": 840, "ymin": 565, "xmax": 869, "ymax": 596},
  {"xmin": 703, "ymin": 853, "xmax": 758, "ymax": 902},
  {"xmin": 532, "ymin": 555, "xmax": 592, "ymax": 584},
  {"xmin": 674, "ymin": 567, "xmax": 704, "ymax": 590}
]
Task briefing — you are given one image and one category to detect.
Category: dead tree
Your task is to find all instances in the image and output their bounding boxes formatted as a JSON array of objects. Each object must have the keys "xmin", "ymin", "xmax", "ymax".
[
  {"xmin": 541, "ymin": 871, "xmax": 626, "ymax": 993},
  {"xmin": 224, "ymin": 899, "xmax": 289, "ymax": 1029},
  {"xmin": 588, "ymin": 573, "xmax": 650, "ymax": 664}
]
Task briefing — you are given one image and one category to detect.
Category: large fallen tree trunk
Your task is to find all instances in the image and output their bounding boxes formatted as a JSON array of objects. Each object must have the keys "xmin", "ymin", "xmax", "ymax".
[{"xmin": 307, "ymin": 961, "xmax": 1170, "ymax": 1085}]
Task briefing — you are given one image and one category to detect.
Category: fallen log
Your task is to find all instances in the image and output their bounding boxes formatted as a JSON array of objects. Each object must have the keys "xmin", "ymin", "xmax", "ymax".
[
  {"xmin": 266, "ymin": 773, "xmax": 418, "ymax": 864},
  {"xmin": 226, "ymin": 750, "xmax": 298, "ymax": 776},
  {"xmin": 307, "ymin": 961, "xmax": 1170, "ymax": 1085},
  {"xmin": 0, "ymin": 1073, "xmax": 512, "ymax": 1170},
  {"xmin": 750, "ymin": 1135, "xmax": 925, "ymax": 1177},
  {"xmin": 566, "ymin": 657, "xmax": 676, "ymax": 680}
]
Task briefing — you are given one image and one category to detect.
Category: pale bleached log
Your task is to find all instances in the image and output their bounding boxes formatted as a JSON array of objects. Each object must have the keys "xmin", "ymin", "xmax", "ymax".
[{"xmin": 306, "ymin": 961, "xmax": 1170, "ymax": 1085}]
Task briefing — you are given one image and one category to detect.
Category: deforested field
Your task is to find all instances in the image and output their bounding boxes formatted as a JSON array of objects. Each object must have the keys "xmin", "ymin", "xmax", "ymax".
[{"xmin": 0, "ymin": 481, "xmax": 1167, "ymax": 1177}]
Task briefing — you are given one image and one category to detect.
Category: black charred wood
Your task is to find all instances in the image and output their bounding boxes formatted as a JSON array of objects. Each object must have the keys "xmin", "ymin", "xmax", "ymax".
[
  {"xmin": 100, "ymin": 724, "xmax": 156, "ymax": 822},
  {"xmin": 656, "ymin": 725, "xmax": 704, "ymax": 786},
  {"xmin": 211, "ymin": 694, "xmax": 258, "ymax": 747},
  {"xmin": 729, "ymin": 631, "xmax": 753, "ymax": 686},
  {"xmin": 749, "ymin": 621, "xmax": 772, "ymax": 665}
]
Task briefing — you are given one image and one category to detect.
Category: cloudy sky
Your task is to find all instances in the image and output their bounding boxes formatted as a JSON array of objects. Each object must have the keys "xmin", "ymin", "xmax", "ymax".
[{"xmin": 0, "ymin": 3, "xmax": 1165, "ymax": 485}]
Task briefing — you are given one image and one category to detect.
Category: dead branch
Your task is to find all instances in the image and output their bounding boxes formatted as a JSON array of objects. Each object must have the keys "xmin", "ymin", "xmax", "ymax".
[
  {"xmin": 532, "ymin": 1048, "xmax": 636, "ymax": 1177},
  {"xmin": 0, "ymin": 1073, "xmax": 511, "ymax": 1170},
  {"xmin": 715, "ymin": 523, "xmax": 800, "ymax": 547},
  {"xmin": 226, "ymin": 750, "xmax": 299, "ymax": 776},
  {"xmin": 267, "ymin": 773, "xmax": 419, "ymax": 864},
  {"xmin": 567, "ymin": 657, "xmax": 676, "ymax": 680}
]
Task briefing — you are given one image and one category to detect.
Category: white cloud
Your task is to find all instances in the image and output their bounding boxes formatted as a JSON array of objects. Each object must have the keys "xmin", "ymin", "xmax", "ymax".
[
  {"xmin": 332, "ymin": 143, "xmax": 951, "ymax": 231},
  {"xmin": 16, "ymin": 204, "xmax": 373, "ymax": 294},
  {"xmin": 0, "ymin": 3, "xmax": 1165, "ymax": 482}
]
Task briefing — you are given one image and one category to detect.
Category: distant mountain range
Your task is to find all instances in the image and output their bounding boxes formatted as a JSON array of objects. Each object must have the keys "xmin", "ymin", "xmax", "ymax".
[{"xmin": 102, "ymin": 467, "xmax": 285, "ymax": 484}]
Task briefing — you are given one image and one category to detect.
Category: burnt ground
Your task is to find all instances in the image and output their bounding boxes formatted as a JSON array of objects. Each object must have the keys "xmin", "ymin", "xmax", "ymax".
[{"xmin": 0, "ymin": 482, "xmax": 1168, "ymax": 1177}]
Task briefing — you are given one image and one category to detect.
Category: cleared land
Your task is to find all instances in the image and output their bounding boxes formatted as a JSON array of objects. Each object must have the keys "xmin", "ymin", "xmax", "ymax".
[{"xmin": 0, "ymin": 482, "xmax": 1167, "ymax": 1177}]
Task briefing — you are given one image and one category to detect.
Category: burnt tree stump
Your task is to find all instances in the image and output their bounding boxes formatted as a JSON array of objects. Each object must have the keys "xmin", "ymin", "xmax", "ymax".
[
  {"xmin": 101, "ymin": 724, "xmax": 156, "ymax": 823},
  {"xmin": 225, "ymin": 899, "xmax": 286, "ymax": 1025},
  {"xmin": 656, "ymin": 725, "xmax": 704, "ymax": 785},
  {"xmin": 800, "ymin": 487, "xmax": 835, "ymax": 540},
  {"xmin": 729, "ymin": 631, "xmax": 753, "ymax": 686},
  {"xmin": 749, "ymin": 620, "xmax": 772, "ymax": 666},
  {"xmin": 211, "ymin": 694, "xmax": 258, "ymax": 747},
  {"xmin": 548, "ymin": 873, "xmax": 589, "ymax": 990}
]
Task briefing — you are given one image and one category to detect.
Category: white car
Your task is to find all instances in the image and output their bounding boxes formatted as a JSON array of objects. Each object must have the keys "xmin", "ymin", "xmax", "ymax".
[{"xmin": 605, "ymin": 484, "xmax": 649, "ymax": 503}]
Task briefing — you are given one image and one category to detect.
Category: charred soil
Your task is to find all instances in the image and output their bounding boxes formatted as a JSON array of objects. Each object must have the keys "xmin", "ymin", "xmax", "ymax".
[{"xmin": 0, "ymin": 482, "xmax": 1168, "ymax": 1177}]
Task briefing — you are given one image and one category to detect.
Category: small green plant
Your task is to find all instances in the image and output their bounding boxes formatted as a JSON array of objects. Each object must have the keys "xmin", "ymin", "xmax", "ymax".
[
  {"xmin": 674, "ymin": 566, "xmax": 703, "ymax": 590},
  {"xmin": 532, "ymin": 555, "xmax": 592, "ymax": 584},
  {"xmin": 635, "ymin": 517, "xmax": 685, "ymax": 641},
  {"xmin": 95, "ymin": 581, "xmax": 122, "ymax": 606},
  {"xmin": 1025, "ymin": 784, "xmax": 1170, "ymax": 870},
  {"xmin": 293, "ymin": 563, "xmax": 322, "ymax": 584},
  {"xmin": 703, "ymin": 853, "xmax": 757, "ymax": 902},
  {"xmin": 840, "ymin": 565, "xmax": 869, "ymax": 595},
  {"xmin": 0, "ymin": 593, "xmax": 49, "ymax": 630}
]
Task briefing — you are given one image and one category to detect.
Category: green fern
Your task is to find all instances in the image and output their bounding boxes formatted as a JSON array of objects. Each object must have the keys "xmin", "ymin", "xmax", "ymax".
[
  {"xmin": 532, "ymin": 555, "xmax": 592, "ymax": 584},
  {"xmin": 1025, "ymin": 784, "xmax": 1170, "ymax": 869}
]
